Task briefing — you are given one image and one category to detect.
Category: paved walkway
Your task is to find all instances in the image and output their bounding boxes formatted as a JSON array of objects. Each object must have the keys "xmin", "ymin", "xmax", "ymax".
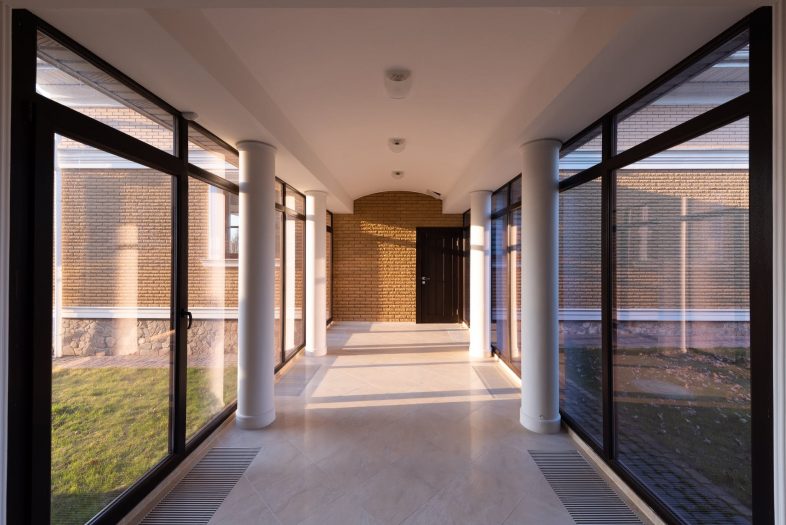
[{"xmin": 207, "ymin": 322, "xmax": 583, "ymax": 525}]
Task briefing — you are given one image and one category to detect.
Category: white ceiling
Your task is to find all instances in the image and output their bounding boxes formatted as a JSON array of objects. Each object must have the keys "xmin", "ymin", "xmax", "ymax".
[{"xmin": 25, "ymin": 1, "xmax": 758, "ymax": 212}]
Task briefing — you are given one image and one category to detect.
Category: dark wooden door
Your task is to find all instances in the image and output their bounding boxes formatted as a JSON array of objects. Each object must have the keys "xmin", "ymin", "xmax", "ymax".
[{"xmin": 416, "ymin": 227, "xmax": 464, "ymax": 323}]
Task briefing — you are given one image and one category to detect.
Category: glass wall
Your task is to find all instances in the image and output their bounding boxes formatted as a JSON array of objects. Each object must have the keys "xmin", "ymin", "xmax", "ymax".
[
  {"xmin": 555, "ymin": 13, "xmax": 770, "ymax": 524},
  {"xmin": 327, "ymin": 211, "xmax": 333, "ymax": 323},
  {"xmin": 489, "ymin": 177, "xmax": 522, "ymax": 373},
  {"xmin": 614, "ymin": 119, "xmax": 750, "ymax": 523},
  {"xmin": 275, "ymin": 182, "xmax": 307, "ymax": 366},
  {"xmin": 185, "ymin": 179, "xmax": 239, "ymax": 440},
  {"xmin": 558, "ymin": 177, "xmax": 603, "ymax": 445},
  {"xmin": 51, "ymin": 137, "xmax": 173, "ymax": 524},
  {"xmin": 13, "ymin": 14, "xmax": 314, "ymax": 523}
]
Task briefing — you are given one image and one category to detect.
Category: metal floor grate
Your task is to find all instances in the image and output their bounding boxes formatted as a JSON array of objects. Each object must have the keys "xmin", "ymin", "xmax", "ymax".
[
  {"xmin": 141, "ymin": 447, "xmax": 260, "ymax": 525},
  {"xmin": 530, "ymin": 450, "xmax": 643, "ymax": 525}
]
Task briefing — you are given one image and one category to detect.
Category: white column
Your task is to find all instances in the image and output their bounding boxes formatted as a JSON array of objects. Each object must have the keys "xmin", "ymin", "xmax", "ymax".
[
  {"xmin": 305, "ymin": 191, "xmax": 327, "ymax": 356},
  {"xmin": 236, "ymin": 141, "xmax": 276, "ymax": 429},
  {"xmin": 520, "ymin": 139, "xmax": 561, "ymax": 434},
  {"xmin": 469, "ymin": 190, "xmax": 491, "ymax": 359}
]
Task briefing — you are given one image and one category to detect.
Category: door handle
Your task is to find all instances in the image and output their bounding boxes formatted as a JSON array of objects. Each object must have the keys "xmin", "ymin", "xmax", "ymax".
[
  {"xmin": 183, "ymin": 310, "xmax": 193, "ymax": 329},
  {"xmin": 421, "ymin": 276, "xmax": 431, "ymax": 284}
]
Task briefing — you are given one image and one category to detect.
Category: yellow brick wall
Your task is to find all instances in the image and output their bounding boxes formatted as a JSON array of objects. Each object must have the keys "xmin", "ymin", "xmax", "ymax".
[{"xmin": 333, "ymin": 191, "xmax": 463, "ymax": 322}]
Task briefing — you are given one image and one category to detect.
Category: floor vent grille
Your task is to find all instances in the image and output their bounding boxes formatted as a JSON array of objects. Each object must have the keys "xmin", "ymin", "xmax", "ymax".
[
  {"xmin": 141, "ymin": 447, "xmax": 259, "ymax": 525},
  {"xmin": 530, "ymin": 450, "xmax": 643, "ymax": 525}
]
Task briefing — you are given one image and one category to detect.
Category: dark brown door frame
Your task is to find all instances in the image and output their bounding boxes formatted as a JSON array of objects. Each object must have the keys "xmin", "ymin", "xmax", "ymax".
[{"xmin": 415, "ymin": 227, "xmax": 464, "ymax": 323}]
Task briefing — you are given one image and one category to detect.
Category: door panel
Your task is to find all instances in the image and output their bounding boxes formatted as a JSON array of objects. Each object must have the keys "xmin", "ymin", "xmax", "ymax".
[{"xmin": 417, "ymin": 228, "xmax": 463, "ymax": 323}]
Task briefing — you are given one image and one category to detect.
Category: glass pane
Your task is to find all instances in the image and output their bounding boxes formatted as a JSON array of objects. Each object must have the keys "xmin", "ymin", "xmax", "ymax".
[
  {"xmin": 187, "ymin": 125, "xmax": 239, "ymax": 183},
  {"xmin": 326, "ymin": 230, "xmax": 333, "ymax": 321},
  {"xmin": 52, "ymin": 136, "xmax": 172, "ymax": 524},
  {"xmin": 275, "ymin": 181, "xmax": 283, "ymax": 205},
  {"xmin": 286, "ymin": 189, "xmax": 306, "ymax": 215},
  {"xmin": 509, "ymin": 177, "xmax": 522, "ymax": 204},
  {"xmin": 285, "ymin": 215, "xmax": 306, "ymax": 358},
  {"xmin": 559, "ymin": 178, "xmax": 603, "ymax": 445},
  {"xmin": 510, "ymin": 208, "xmax": 522, "ymax": 371},
  {"xmin": 614, "ymin": 118, "xmax": 750, "ymax": 523},
  {"xmin": 275, "ymin": 212, "xmax": 283, "ymax": 367},
  {"xmin": 490, "ymin": 216, "xmax": 508, "ymax": 359},
  {"xmin": 326, "ymin": 211, "xmax": 332, "ymax": 228},
  {"xmin": 560, "ymin": 127, "xmax": 602, "ymax": 179},
  {"xmin": 616, "ymin": 31, "xmax": 749, "ymax": 154},
  {"xmin": 185, "ymin": 179, "xmax": 238, "ymax": 440},
  {"xmin": 491, "ymin": 187, "xmax": 508, "ymax": 213},
  {"xmin": 37, "ymin": 33, "xmax": 174, "ymax": 154}
]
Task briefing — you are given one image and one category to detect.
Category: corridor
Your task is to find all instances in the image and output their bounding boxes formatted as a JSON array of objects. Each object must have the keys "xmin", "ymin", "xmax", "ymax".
[{"xmin": 207, "ymin": 323, "xmax": 584, "ymax": 525}]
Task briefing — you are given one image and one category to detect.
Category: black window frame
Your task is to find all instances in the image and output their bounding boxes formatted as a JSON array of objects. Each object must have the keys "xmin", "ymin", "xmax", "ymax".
[
  {"xmin": 326, "ymin": 210, "xmax": 334, "ymax": 326},
  {"xmin": 489, "ymin": 174, "xmax": 522, "ymax": 374},
  {"xmin": 275, "ymin": 179, "xmax": 308, "ymax": 368},
  {"xmin": 7, "ymin": 10, "xmax": 306, "ymax": 524},
  {"xmin": 557, "ymin": 8, "xmax": 772, "ymax": 525}
]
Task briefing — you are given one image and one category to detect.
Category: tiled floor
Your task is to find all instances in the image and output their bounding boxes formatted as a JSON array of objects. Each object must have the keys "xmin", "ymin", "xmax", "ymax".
[{"xmin": 208, "ymin": 322, "xmax": 579, "ymax": 525}]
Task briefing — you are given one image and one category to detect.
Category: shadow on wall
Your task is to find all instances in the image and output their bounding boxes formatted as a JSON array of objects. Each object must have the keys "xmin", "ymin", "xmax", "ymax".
[{"xmin": 332, "ymin": 191, "xmax": 463, "ymax": 322}]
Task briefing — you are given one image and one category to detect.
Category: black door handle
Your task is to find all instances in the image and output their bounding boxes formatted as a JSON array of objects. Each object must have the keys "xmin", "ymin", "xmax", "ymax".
[{"xmin": 183, "ymin": 310, "xmax": 193, "ymax": 329}]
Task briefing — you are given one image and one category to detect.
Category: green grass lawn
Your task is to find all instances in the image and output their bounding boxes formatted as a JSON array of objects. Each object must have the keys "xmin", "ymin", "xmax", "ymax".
[{"xmin": 51, "ymin": 365, "xmax": 237, "ymax": 525}]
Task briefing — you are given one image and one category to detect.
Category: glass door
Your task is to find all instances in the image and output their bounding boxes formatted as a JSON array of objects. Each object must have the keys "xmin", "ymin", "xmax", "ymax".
[{"xmin": 51, "ymin": 135, "xmax": 176, "ymax": 524}]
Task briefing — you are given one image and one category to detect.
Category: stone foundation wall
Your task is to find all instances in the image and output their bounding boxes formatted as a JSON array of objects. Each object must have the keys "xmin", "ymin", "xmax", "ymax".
[{"xmin": 59, "ymin": 318, "xmax": 238, "ymax": 357}]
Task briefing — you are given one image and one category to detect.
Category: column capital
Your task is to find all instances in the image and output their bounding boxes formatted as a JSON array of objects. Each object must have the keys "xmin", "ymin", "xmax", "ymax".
[
  {"xmin": 236, "ymin": 140, "xmax": 277, "ymax": 152},
  {"xmin": 469, "ymin": 190, "xmax": 492, "ymax": 196},
  {"xmin": 520, "ymin": 138, "xmax": 562, "ymax": 151},
  {"xmin": 304, "ymin": 190, "xmax": 328, "ymax": 197}
]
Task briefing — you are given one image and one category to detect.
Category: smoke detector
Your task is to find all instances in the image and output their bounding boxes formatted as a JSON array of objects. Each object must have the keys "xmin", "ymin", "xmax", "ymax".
[
  {"xmin": 384, "ymin": 69, "xmax": 413, "ymax": 99},
  {"xmin": 388, "ymin": 137, "xmax": 406, "ymax": 153},
  {"xmin": 391, "ymin": 170, "xmax": 405, "ymax": 180}
]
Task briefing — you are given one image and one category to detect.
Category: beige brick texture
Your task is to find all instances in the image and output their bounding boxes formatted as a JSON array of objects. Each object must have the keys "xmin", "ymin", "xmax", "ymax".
[{"xmin": 333, "ymin": 191, "xmax": 462, "ymax": 322}]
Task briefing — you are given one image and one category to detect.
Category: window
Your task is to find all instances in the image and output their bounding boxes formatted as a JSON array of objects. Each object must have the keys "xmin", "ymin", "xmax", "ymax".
[
  {"xmin": 558, "ymin": 179, "xmax": 603, "ymax": 445},
  {"xmin": 188, "ymin": 124, "xmax": 240, "ymax": 183},
  {"xmin": 560, "ymin": 127, "xmax": 602, "ymax": 178},
  {"xmin": 51, "ymin": 137, "xmax": 173, "ymax": 524},
  {"xmin": 225, "ymin": 195, "xmax": 239, "ymax": 259},
  {"xmin": 614, "ymin": 119, "xmax": 751, "ymax": 522},
  {"xmin": 616, "ymin": 32, "xmax": 749, "ymax": 154},
  {"xmin": 186, "ymin": 179, "xmax": 238, "ymax": 441},
  {"xmin": 556, "ymin": 16, "xmax": 769, "ymax": 525},
  {"xmin": 36, "ymin": 31, "xmax": 175, "ymax": 153},
  {"xmin": 326, "ymin": 211, "xmax": 333, "ymax": 323}
]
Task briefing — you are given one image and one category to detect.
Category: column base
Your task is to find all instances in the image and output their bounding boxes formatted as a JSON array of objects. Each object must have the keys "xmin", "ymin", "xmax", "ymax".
[
  {"xmin": 306, "ymin": 345, "xmax": 327, "ymax": 357},
  {"xmin": 236, "ymin": 408, "xmax": 276, "ymax": 429},
  {"xmin": 468, "ymin": 345, "xmax": 489, "ymax": 360},
  {"xmin": 520, "ymin": 409, "xmax": 561, "ymax": 434}
]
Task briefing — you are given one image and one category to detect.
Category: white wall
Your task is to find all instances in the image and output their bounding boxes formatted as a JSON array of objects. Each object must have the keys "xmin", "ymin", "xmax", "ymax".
[
  {"xmin": 773, "ymin": 2, "xmax": 786, "ymax": 524},
  {"xmin": 0, "ymin": 3, "xmax": 11, "ymax": 524}
]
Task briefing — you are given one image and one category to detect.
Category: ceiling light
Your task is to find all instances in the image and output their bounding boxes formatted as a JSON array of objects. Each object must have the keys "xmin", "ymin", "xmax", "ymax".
[
  {"xmin": 388, "ymin": 138, "xmax": 406, "ymax": 153},
  {"xmin": 182, "ymin": 111, "xmax": 199, "ymax": 121},
  {"xmin": 384, "ymin": 69, "xmax": 412, "ymax": 99},
  {"xmin": 391, "ymin": 170, "xmax": 405, "ymax": 180}
]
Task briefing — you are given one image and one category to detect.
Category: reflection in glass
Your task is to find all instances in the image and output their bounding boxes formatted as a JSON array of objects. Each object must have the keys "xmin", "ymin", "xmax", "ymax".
[
  {"xmin": 490, "ymin": 216, "xmax": 508, "ymax": 359},
  {"xmin": 614, "ymin": 119, "xmax": 750, "ymax": 523},
  {"xmin": 275, "ymin": 212, "xmax": 283, "ymax": 367},
  {"xmin": 37, "ymin": 33, "xmax": 174, "ymax": 153},
  {"xmin": 560, "ymin": 127, "xmax": 602, "ymax": 179},
  {"xmin": 187, "ymin": 125, "xmax": 239, "ymax": 183},
  {"xmin": 510, "ymin": 208, "xmax": 522, "ymax": 371},
  {"xmin": 185, "ymin": 179, "xmax": 238, "ymax": 440},
  {"xmin": 616, "ymin": 32, "xmax": 749, "ymax": 153},
  {"xmin": 558, "ymin": 179, "xmax": 603, "ymax": 445},
  {"xmin": 285, "ymin": 216, "xmax": 306, "ymax": 358},
  {"xmin": 51, "ymin": 136, "xmax": 172, "ymax": 524}
]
